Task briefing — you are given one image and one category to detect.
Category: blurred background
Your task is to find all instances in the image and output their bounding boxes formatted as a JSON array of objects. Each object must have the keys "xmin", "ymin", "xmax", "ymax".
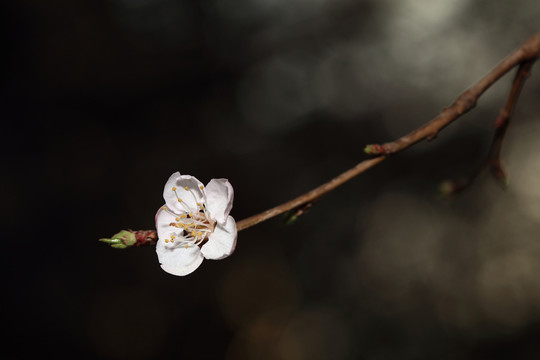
[{"xmin": 3, "ymin": 0, "xmax": 540, "ymax": 358}]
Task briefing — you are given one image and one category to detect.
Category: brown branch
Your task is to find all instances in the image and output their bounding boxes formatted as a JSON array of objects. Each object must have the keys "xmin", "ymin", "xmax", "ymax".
[
  {"xmin": 239, "ymin": 31, "xmax": 540, "ymax": 230},
  {"xmin": 365, "ymin": 32, "xmax": 540, "ymax": 155},
  {"xmin": 132, "ymin": 229, "xmax": 158, "ymax": 246},
  {"xmin": 104, "ymin": 31, "xmax": 540, "ymax": 245},
  {"xmin": 439, "ymin": 59, "xmax": 536, "ymax": 196},
  {"xmin": 237, "ymin": 156, "xmax": 386, "ymax": 230},
  {"xmin": 489, "ymin": 60, "xmax": 536, "ymax": 185}
]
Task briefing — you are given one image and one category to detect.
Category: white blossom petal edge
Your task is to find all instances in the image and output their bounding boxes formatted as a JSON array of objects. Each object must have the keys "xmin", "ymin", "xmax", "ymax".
[{"xmin": 155, "ymin": 172, "xmax": 237, "ymax": 276}]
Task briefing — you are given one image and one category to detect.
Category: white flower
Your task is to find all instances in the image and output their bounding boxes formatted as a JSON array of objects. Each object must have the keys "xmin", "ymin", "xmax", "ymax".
[{"xmin": 155, "ymin": 172, "xmax": 237, "ymax": 276}]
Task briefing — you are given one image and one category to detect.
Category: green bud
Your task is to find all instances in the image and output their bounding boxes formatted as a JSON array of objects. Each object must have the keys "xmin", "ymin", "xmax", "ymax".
[
  {"xmin": 99, "ymin": 230, "xmax": 137, "ymax": 249},
  {"xmin": 364, "ymin": 144, "xmax": 386, "ymax": 155},
  {"xmin": 282, "ymin": 202, "xmax": 315, "ymax": 225},
  {"xmin": 283, "ymin": 212, "xmax": 298, "ymax": 226}
]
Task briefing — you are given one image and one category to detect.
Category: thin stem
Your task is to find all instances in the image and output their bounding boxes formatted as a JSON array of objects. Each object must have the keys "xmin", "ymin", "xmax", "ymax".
[
  {"xmin": 238, "ymin": 32, "xmax": 540, "ymax": 230},
  {"xmin": 439, "ymin": 59, "xmax": 536, "ymax": 195},
  {"xmin": 489, "ymin": 60, "xmax": 535, "ymax": 184},
  {"xmin": 236, "ymin": 156, "xmax": 386, "ymax": 230},
  {"xmin": 365, "ymin": 32, "xmax": 540, "ymax": 155},
  {"xmin": 107, "ymin": 31, "xmax": 540, "ymax": 242}
]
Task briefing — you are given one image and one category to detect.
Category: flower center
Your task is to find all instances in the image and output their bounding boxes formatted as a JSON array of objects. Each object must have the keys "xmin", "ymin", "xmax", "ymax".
[
  {"xmin": 163, "ymin": 185, "xmax": 215, "ymax": 248},
  {"xmin": 168, "ymin": 211, "xmax": 215, "ymax": 248}
]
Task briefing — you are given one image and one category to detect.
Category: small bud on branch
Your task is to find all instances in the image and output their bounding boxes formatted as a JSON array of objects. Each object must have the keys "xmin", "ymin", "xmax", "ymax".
[
  {"xmin": 364, "ymin": 144, "xmax": 386, "ymax": 155},
  {"xmin": 100, "ymin": 230, "xmax": 157, "ymax": 249},
  {"xmin": 99, "ymin": 230, "xmax": 137, "ymax": 249}
]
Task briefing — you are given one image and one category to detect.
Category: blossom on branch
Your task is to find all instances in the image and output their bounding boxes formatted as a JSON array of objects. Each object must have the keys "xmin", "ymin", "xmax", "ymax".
[{"xmin": 155, "ymin": 172, "xmax": 237, "ymax": 276}]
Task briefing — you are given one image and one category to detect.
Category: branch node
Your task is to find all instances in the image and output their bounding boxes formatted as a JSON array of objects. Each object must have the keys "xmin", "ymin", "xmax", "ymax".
[
  {"xmin": 494, "ymin": 109, "xmax": 510, "ymax": 129},
  {"xmin": 283, "ymin": 201, "xmax": 316, "ymax": 225},
  {"xmin": 456, "ymin": 96, "xmax": 477, "ymax": 115},
  {"xmin": 364, "ymin": 144, "xmax": 387, "ymax": 155},
  {"xmin": 438, "ymin": 178, "xmax": 470, "ymax": 197},
  {"xmin": 490, "ymin": 161, "xmax": 508, "ymax": 189},
  {"xmin": 426, "ymin": 132, "xmax": 438, "ymax": 141}
]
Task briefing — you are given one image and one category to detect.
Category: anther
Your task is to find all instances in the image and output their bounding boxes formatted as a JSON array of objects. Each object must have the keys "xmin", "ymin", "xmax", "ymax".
[
  {"xmin": 200, "ymin": 185, "xmax": 204, "ymax": 190},
  {"xmin": 184, "ymin": 186, "xmax": 189, "ymax": 191},
  {"xmin": 165, "ymin": 239, "xmax": 169, "ymax": 243},
  {"xmin": 172, "ymin": 187, "xmax": 176, "ymax": 191},
  {"xmin": 178, "ymin": 198, "xmax": 182, "ymax": 203}
]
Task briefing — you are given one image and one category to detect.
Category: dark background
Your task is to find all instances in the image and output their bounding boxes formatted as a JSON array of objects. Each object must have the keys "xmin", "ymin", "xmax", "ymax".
[{"xmin": 3, "ymin": 0, "xmax": 540, "ymax": 359}]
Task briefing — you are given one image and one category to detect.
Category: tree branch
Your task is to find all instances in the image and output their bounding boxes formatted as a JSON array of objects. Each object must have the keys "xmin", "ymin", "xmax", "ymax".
[
  {"xmin": 104, "ymin": 31, "xmax": 540, "ymax": 245},
  {"xmin": 238, "ymin": 31, "xmax": 540, "ymax": 230},
  {"xmin": 439, "ymin": 59, "xmax": 536, "ymax": 195},
  {"xmin": 489, "ymin": 60, "xmax": 536, "ymax": 185},
  {"xmin": 364, "ymin": 32, "xmax": 540, "ymax": 155},
  {"xmin": 237, "ymin": 156, "xmax": 386, "ymax": 230}
]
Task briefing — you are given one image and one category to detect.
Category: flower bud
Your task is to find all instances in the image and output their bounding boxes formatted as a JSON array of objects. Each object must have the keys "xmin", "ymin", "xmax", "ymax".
[{"xmin": 99, "ymin": 230, "xmax": 137, "ymax": 249}]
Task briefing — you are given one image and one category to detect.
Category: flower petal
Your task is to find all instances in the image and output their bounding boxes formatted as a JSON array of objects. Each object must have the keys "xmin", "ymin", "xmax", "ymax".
[
  {"xmin": 163, "ymin": 172, "xmax": 205, "ymax": 213},
  {"xmin": 156, "ymin": 239, "xmax": 204, "ymax": 276},
  {"xmin": 155, "ymin": 206, "xmax": 183, "ymax": 240},
  {"xmin": 201, "ymin": 216, "xmax": 237, "ymax": 260},
  {"xmin": 205, "ymin": 178, "xmax": 234, "ymax": 224}
]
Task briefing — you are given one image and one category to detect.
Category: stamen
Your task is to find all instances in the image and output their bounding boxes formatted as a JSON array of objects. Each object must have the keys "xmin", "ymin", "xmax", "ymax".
[
  {"xmin": 160, "ymin": 188, "xmax": 215, "ymax": 248},
  {"xmin": 184, "ymin": 186, "xmax": 207, "ymax": 214},
  {"xmin": 200, "ymin": 187, "xmax": 209, "ymax": 207},
  {"xmin": 171, "ymin": 187, "xmax": 194, "ymax": 212}
]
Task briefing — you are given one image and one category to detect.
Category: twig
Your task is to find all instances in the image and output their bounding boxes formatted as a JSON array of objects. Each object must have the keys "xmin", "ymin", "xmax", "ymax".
[
  {"xmin": 238, "ymin": 32, "xmax": 540, "ymax": 230},
  {"xmin": 488, "ymin": 60, "xmax": 536, "ymax": 186},
  {"xmin": 364, "ymin": 32, "xmax": 540, "ymax": 155},
  {"xmin": 237, "ymin": 156, "xmax": 386, "ymax": 230},
  {"xmin": 439, "ymin": 59, "xmax": 536, "ymax": 195},
  {"xmin": 108, "ymin": 31, "xmax": 540, "ymax": 242}
]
